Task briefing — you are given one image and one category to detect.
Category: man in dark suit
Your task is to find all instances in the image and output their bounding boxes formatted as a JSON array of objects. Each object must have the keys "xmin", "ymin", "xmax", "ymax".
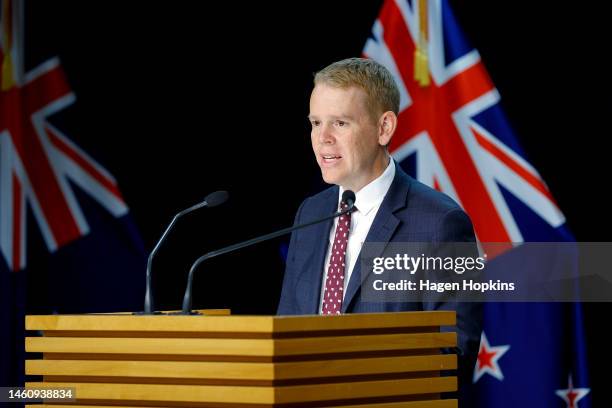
[{"xmin": 277, "ymin": 58, "xmax": 481, "ymax": 395}]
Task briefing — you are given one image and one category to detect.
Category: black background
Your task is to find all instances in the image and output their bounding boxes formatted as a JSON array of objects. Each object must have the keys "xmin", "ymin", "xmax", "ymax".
[{"xmin": 21, "ymin": 0, "xmax": 611, "ymax": 402}]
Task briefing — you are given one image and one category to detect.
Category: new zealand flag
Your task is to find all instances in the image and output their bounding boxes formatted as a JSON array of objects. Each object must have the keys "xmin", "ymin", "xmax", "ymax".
[
  {"xmin": 363, "ymin": 0, "xmax": 590, "ymax": 406},
  {"xmin": 1, "ymin": 0, "xmax": 145, "ymax": 389}
]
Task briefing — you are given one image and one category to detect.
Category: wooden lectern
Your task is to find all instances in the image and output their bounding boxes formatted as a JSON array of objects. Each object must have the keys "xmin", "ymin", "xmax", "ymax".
[{"xmin": 25, "ymin": 310, "xmax": 458, "ymax": 407}]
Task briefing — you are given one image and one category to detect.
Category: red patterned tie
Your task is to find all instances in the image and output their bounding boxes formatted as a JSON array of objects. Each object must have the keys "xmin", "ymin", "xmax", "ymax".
[{"xmin": 322, "ymin": 201, "xmax": 351, "ymax": 315}]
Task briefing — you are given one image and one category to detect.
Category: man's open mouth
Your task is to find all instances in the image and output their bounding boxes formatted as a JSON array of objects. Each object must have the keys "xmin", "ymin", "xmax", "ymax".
[{"xmin": 322, "ymin": 154, "xmax": 342, "ymax": 163}]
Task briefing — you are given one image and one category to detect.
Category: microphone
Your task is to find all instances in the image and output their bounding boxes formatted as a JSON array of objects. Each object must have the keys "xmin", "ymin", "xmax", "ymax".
[
  {"xmin": 180, "ymin": 190, "xmax": 356, "ymax": 314},
  {"xmin": 343, "ymin": 189, "xmax": 355, "ymax": 209},
  {"xmin": 141, "ymin": 190, "xmax": 229, "ymax": 314}
]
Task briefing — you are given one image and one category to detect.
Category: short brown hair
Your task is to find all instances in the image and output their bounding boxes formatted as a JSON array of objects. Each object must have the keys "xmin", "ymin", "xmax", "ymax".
[{"xmin": 314, "ymin": 58, "xmax": 400, "ymax": 119}]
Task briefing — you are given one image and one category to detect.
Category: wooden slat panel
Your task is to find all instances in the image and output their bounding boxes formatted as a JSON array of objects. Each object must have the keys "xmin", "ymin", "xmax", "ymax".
[
  {"xmin": 25, "ymin": 311, "xmax": 455, "ymax": 334},
  {"xmin": 94, "ymin": 309, "xmax": 232, "ymax": 316},
  {"xmin": 276, "ymin": 377, "xmax": 457, "ymax": 403},
  {"xmin": 275, "ymin": 333, "xmax": 456, "ymax": 355},
  {"xmin": 26, "ymin": 337, "xmax": 274, "ymax": 356},
  {"xmin": 27, "ymin": 401, "xmax": 457, "ymax": 408},
  {"xmin": 26, "ymin": 359, "xmax": 267, "ymax": 380},
  {"xmin": 24, "ymin": 382, "xmax": 270, "ymax": 404},
  {"xmin": 26, "ymin": 355, "xmax": 457, "ymax": 380},
  {"xmin": 26, "ymin": 315, "xmax": 274, "ymax": 333},
  {"xmin": 25, "ymin": 333, "xmax": 456, "ymax": 357},
  {"xmin": 275, "ymin": 354, "xmax": 455, "ymax": 378},
  {"xmin": 273, "ymin": 311, "xmax": 456, "ymax": 333},
  {"xmin": 26, "ymin": 377, "xmax": 456, "ymax": 404},
  {"xmin": 25, "ymin": 312, "xmax": 457, "ymax": 406},
  {"xmin": 325, "ymin": 401, "xmax": 457, "ymax": 408}
]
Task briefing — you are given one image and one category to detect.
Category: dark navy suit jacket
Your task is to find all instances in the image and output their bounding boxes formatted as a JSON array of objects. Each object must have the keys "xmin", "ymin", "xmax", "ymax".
[{"xmin": 277, "ymin": 164, "xmax": 482, "ymax": 391}]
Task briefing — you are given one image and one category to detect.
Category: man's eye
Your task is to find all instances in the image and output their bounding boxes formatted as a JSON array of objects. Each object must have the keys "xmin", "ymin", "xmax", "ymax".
[
  {"xmin": 311, "ymin": 120, "xmax": 320, "ymax": 127},
  {"xmin": 336, "ymin": 120, "xmax": 346, "ymax": 127}
]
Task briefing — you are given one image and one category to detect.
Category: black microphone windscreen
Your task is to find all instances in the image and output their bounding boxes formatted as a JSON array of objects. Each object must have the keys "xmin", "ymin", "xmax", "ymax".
[
  {"xmin": 342, "ymin": 190, "xmax": 356, "ymax": 207},
  {"xmin": 205, "ymin": 190, "xmax": 229, "ymax": 208}
]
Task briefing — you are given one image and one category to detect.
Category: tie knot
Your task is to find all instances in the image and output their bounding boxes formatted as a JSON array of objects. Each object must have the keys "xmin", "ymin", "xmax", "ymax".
[{"xmin": 340, "ymin": 201, "xmax": 349, "ymax": 211}]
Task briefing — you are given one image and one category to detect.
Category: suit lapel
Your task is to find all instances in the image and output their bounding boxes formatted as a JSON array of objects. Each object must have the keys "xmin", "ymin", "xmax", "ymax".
[
  {"xmin": 342, "ymin": 166, "xmax": 412, "ymax": 312},
  {"xmin": 300, "ymin": 187, "xmax": 338, "ymax": 314}
]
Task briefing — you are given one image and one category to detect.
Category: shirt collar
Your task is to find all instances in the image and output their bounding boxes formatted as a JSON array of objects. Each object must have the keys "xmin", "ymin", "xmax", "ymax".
[{"xmin": 338, "ymin": 157, "xmax": 395, "ymax": 216}]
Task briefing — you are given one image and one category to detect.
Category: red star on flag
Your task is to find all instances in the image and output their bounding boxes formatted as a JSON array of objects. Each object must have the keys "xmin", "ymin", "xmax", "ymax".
[
  {"xmin": 555, "ymin": 375, "xmax": 590, "ymax": 408},
  {"xmin": 473, "ymin": 331, "xmax": 510, "ymax": 383}
]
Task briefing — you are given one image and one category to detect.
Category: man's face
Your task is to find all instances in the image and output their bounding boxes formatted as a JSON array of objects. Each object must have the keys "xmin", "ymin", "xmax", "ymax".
[{"xmin": 309, "ymin": 83, "xmax": 387, "ymax": 192}]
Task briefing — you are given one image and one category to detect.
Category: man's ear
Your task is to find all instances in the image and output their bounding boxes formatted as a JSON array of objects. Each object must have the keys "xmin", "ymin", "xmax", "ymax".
[{"xmin": 378, "ymin": 111, "xmax": 398, "ymax": 146}]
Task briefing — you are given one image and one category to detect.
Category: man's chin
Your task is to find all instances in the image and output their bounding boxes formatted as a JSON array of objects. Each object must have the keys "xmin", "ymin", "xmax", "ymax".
[
  {"xmin": 320, "ymin": 171, "xmax": 340, "ymax": 186},
  {"xmin": 321, "ymin": 172, "xmax": 347, "ymax": 187}
]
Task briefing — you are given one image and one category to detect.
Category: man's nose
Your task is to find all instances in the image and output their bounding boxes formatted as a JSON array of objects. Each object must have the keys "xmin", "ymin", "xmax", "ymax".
[{"xmin": 318, "ymin": 123, "xmax": 335, "ymax": 145}]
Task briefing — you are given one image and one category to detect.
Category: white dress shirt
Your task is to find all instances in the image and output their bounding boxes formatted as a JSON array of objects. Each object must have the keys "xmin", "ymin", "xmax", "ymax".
[{"xmin": 318, "ymin": 158, "xmax": 396, "ymax": 313}]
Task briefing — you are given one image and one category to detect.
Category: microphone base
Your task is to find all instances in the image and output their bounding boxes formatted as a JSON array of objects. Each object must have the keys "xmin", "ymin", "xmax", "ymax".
[
  {"xmin": 167, "ymin": 311, "xmax": 202, "ymax": 315},
  {"xmin": 132, "ymin": 311, "xmax": 166, "ymax": 315}
]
